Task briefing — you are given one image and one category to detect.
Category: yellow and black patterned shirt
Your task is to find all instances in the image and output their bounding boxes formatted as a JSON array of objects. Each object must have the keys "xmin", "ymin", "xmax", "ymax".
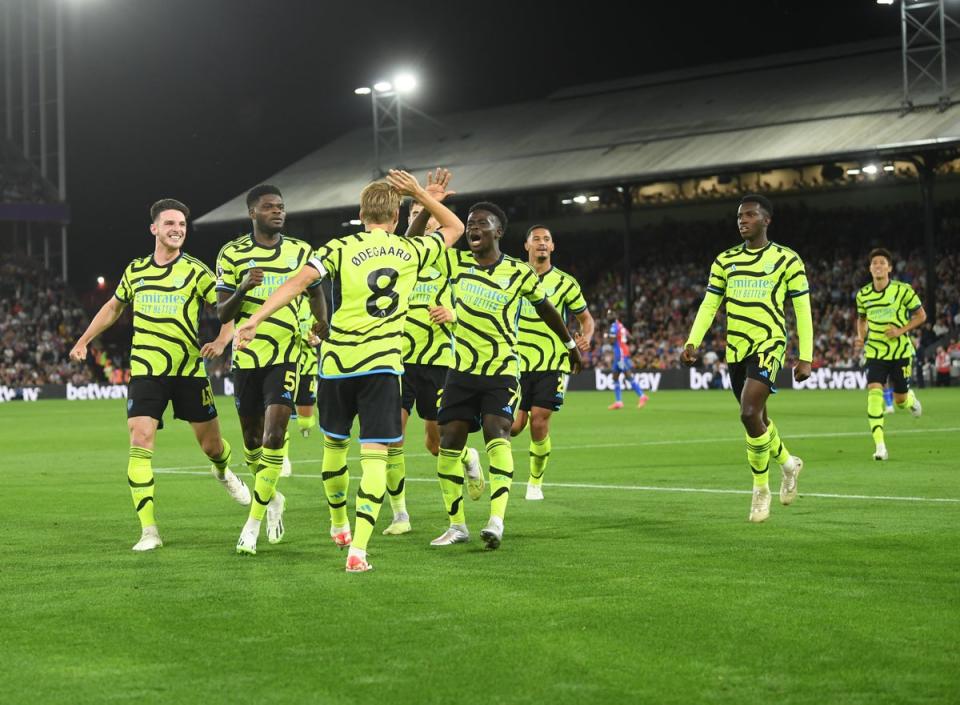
[
  {"xmin": 308, "ymin": 229, "xmax": 445, "ymax": 378},
  {"xmin": 440, "ymin": 251, "xmax": 546, "ymax": 378},
  {"xmin": 114, "ymin": 252, "xmax": 217, "ymax": 378},
  {"xmin": 855, "ymin": 280, "xmax": 922, "ymax": 361},
  {"xmin": 216, "ymin": 233, "xmax": 318, "ymax": 370},
  {"xmin": 296, "ymin": 296, "xmax": 320, "ymax": 377},
  {"xmin": 402, "ymin": 255, "xmax": 455, "ymax": 367},
  {"xmin": 687, "ymin": 241, "xmax": 812, "ymax": 364},
  {"xmin": 517, "ymin": 265, "xmax": 587, "ymax": 373}
]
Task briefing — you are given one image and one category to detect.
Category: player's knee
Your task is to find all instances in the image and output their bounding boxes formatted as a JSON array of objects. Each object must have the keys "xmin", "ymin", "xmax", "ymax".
[
  {"xmin": 262, "ymin": 428, "xmax": 285, "ymax": 449},
  {"xmin": 739, "ymin": 407, "xmax": 761, "ymax": 428},
  {"xmin": 531, "ymin": 418, "xmax": 549, "ymax": 440}
]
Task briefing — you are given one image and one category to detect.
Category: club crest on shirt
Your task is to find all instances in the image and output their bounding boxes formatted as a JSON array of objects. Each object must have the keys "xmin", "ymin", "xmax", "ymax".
[
  {"xmin": 497, "ymin": 277, "xmax": 511, "ymax": 288},
  {"xmin": 286, "ymin": 256, "xmax": 299, "ymax": 270},
  {"xmin": 730, "ymin": 264, "xmax": 738, "ymax": 272},
  {"xmin": 546, "ymin": 286, "xmax": 557, "ymax": 296},
  {"xmin": 173, "ymin": 276, "xmax": 185, "ymax": 288},
  {"xmin": 138, "ymin": 279, "xmax": 145, "ymax": 287},
  {"xmin": 248, "ymin": 259, "xmax": 257, "ymax": 268},
  {"xmin": 763, "ymin": 261, "xmax": 775, "ymax": 274}
]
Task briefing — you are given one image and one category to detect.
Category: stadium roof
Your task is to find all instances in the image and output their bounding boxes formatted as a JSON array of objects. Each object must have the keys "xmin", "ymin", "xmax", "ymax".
[{"xmin": 196, "ymin": 39, "xmax": 960, "ymax": 225}]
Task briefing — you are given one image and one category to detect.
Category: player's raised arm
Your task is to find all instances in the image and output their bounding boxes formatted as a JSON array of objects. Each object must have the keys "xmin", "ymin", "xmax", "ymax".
[
  {"xmin": 387, "ymin": 169, "xmax": 463, "ymax": 247},
  {"xmin": 70, "ymin": 296, "xmax": 127, "ymax": 362},
  {"xmin": 234, "ymin": 265, "xmax": 324, "ymax": 350},
  {"xmin": 406, "ymin": 168, "xmax": 456, "ymax": 238}
]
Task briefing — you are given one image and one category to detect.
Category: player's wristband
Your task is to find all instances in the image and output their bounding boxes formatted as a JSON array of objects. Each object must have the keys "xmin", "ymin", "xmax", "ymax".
[{"xmin": 565, "ymin": 338, "xmax": 576, "ymax": 349}]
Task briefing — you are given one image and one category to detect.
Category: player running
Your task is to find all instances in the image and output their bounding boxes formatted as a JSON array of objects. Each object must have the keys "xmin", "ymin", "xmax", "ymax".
[
  {"xmin": 70, "ymin": 199, "xmax": 250, "ymax": 551},
  {"xmin": 682, "ymin": 194, "xmax": 812, "ymax": 523},
  {"xmin": 606, "ymin": 312, "xmax": 648, "ymax": 409},
  {"xmin": 853, "ymin": 247, "xmax": 925, "ymax": 460},
  {"xmin": 510, "ymin": 225, "xmax": 594, "ymax": 500},
  {"xmin": 235, "ymin": 170, "xmax": 464, "ymax": 572},
  {"xmin": 431, "ymin": 203, "xmax": 582, "ymax": 550},
  {"xmin": 216, "ymin": 185, "xmax": 327, "ymax": 555},
  {"xmin": 382, "ymin": 169, "xmax": 483, "ymax": 536}
]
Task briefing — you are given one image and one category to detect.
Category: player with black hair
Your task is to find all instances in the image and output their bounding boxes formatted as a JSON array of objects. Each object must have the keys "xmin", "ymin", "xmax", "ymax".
[
  {"xmin": 216, "ymin": 184, "xmax": 328, "ymax": 556},
  {"xmin": 682, "ymin": 194, "xmax": 812, "ymax": 523},
  {"xmin": 854, "ymin": 247, "xmax": 925, "ymax": 460},
  {"xmin": 510, "ymin": 224, "xmax": 594, "ymax": 500},
  {"xmin": 430, "ymin": 202, "xmax": 582, "ymax": 549}
]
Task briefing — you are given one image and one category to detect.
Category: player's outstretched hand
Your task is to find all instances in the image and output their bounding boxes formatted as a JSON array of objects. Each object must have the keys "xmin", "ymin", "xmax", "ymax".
[
  {"xmin": 794, "ymin": 360, "xmax": 812, "ymax": 382},
  {"xmin": 386, "ymin": 169, "xmax": 422, "ymax": 197},
  {"xmin": 234, "ymin": 322, "xmax": 257, "ymax": 350},
  {"xmin": 199, "ymin": 340, "xmax": 226, "ymax": 359},
  {"xmin": 573, "ymin": 331, "xmax": 591, "ymax": 353},
  {"xmin": 69, "ymin": 341, "xmax": 87, "ymax": 363},
  {"xmin": 680, "ymin": 344, "xmax": 698, "ymax": 367},
  {"xmin": 425, "ymin": 168, "xmax": 456, "ymax": 202},
  {"xmin": 240, "ymin": 268, "xmax": 264, "ymax": 293},
  {"xmin": 428, "ymin": 306, "xmax": 455, "ymax": 324},
  {"xmin": 310, "ymin": 319, "xmax": 329, "ymax": 342},
  {"xmin": 568, "ymin": 347, "xmax": 582, "ymax": 374}
]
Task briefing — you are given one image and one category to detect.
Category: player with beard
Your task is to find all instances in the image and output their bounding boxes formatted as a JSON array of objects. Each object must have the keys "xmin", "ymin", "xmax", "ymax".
[
  {"xmin": 216, "ymin": 185, "xmax": 328, "ymax": 556},
  {"xmin": 70, "ymin": 199, "xmax": 250, "ymax": 551},
  {"xmin": 510, "ymin": 225, "xmax": 593, "ymax": 500}
]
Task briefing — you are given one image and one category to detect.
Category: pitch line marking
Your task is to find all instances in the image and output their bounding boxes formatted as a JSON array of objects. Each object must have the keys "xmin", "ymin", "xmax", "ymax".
[{"xmin": 154, "ymin": 469, "xmax": 960, "ymax": 504}]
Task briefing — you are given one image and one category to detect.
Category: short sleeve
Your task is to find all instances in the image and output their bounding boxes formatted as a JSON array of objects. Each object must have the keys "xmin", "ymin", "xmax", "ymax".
[
  {"xmin": 196, "ymin": 263, "xmax": 218, "ymax": 306},
  {"xmin": 855, "ymin": 290, "xmax": 866, "ymax": 317},
  {"xmin": 308, "ymin": 243, "xmax": 337, "ymax": 279},
  {"xmin": 565, "ymin": 278, "xmax": 587, "ymax": 314},
  {"xmin": 114, "ymin": 265, "xmax": 133, "ymax": 303},
  {"xmin": 521, "ymin": 267, "xmax": 546, "ymax": 305},
  {"xmin": 904, "ymin": 285, "xmax": 922, "ymax": 314},
  {"xmin": 411, "ymin": 232, "xmax": 445, "ymax": 271},
  {"xmin": 216, "ymin": 247, "xmax": 237, "ymax": 292}
]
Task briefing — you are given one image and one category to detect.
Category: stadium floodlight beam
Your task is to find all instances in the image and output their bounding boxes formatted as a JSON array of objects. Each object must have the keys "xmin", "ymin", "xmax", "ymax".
[
  {"xmin": 883, "ymin": 164, "xmax": 896, "ymax": 172},
  {"xmin": 876, "ymin": 0, "xmax": 894, "ymax": 5},
  {"xmin": 373, "ymin": 80, "xmax": 392, "ymax": 93},
  {"xmin": 354, "ymin": 86, "xmax": 372, "ymax": 95},
  {"xmin": 846, "ymin": 168, "xmax": 862, "ymax": 176},
  {"xmin": 394, "ymin": 72, "xmax": 417, "ymax": 94},
  {"xmin": 573, "ymin": 195, "xmax": 588, "ymax": 204},
  {"xmin": 863, "ymin": 164, "xmax": 880, "ymax": 175}
]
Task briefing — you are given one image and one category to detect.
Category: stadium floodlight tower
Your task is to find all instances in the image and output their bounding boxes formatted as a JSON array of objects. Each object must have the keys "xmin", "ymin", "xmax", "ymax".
[
  {"xmin": 880, "ymin": 0, "xmax": 960, "ymax": 113},
  {"xmin": 355, "ymin": 72, "xmax": 419, "ymax": 179}
]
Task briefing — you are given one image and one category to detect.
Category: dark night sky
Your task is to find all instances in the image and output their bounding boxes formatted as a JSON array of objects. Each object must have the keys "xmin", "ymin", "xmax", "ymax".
[{"xmin": 62, "ymin": 0, "xmax": 895, "ymax": 287}]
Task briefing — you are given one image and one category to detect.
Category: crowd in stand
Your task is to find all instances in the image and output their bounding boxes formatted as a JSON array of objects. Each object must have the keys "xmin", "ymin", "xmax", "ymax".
[
  {"xmin": 0, "ymin": 254, "xmax": 95, "ymax": 386},
  {"xmin": 2, "ymin": 201, "xmax": 959, "ymax": 389}
]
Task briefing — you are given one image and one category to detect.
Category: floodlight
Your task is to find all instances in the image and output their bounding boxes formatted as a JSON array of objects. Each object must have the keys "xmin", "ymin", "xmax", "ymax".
[
  {"xmin": 573, "ymin": 195, "xmax": 588, "ymax": 204},
  {"xmin": 355, "ymin": 87, "xmax": 372, "ymax": 95},
  {"xmin": 876, "ymin": 0, "xmax": 894, "ymax": 5},
  {"xmin": 373, "ymin": 81, "xmax": 392, "ymax": 93},
  {"xmin": 588, "ymin": 195, "xmax": 600, "ymax": 202},
  {"xmin": 96, "ymin": 275, "xmax": 105, "ymax": 286},
  {"xmin": 394, "ymin": 73, "xmax": 417, "ymax": 94},
  {"xmin": 846, "ymin": 168, "xmax": 862, "ymax": 176},
  {"xmin": 862, "ymin": 164, "xmax": 879, "ymax": 175},
  {"xmin": 883, "ymin": 164, "xmax": 896, "ymax": 172},
  {"xmin": 561, "ymin": 198, "xmax": 573, "ymax": 205}
]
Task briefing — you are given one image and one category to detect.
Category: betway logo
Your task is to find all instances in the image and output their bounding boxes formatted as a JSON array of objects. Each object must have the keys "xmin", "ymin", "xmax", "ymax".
[
  {"xmin": 0, "ymin": 386, "xmax": 40, "ymax": 402},
  {"xmin": 66, "ymin": 383, "xmax": 128, "ymax": 400},
  {"xmin": 793, "ymin": 368, "xmax": 867, "ymax": 390},
  {"xmin": 689, "ymin": 369, "xmax": 731, "ymax": 390},
  {"xmin": 594, "ymin": 369, "xmax": 662, "ymax": 392}
]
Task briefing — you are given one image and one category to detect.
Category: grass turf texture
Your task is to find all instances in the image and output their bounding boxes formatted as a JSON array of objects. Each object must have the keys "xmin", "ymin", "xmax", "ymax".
[{"xmin": 2, "ymin": 389, "xmax": 958, "ymax": 705}]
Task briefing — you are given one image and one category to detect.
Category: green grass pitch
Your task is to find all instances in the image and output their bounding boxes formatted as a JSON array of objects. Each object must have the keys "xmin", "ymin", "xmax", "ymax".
[{"xmin": 2, "ymin": 389, "xmax": 958, "ymax": 704}]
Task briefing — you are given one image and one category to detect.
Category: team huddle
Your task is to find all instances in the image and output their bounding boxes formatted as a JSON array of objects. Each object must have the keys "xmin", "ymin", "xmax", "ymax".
[{"xmin": 69, "ymin": 174, "xmax": 927, "ymax": 571}]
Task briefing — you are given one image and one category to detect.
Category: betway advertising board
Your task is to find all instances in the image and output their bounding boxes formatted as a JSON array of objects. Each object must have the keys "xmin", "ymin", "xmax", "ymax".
[{"xmin": 0, "ymin": 367, "xmax": 871, "ymax": 403}]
